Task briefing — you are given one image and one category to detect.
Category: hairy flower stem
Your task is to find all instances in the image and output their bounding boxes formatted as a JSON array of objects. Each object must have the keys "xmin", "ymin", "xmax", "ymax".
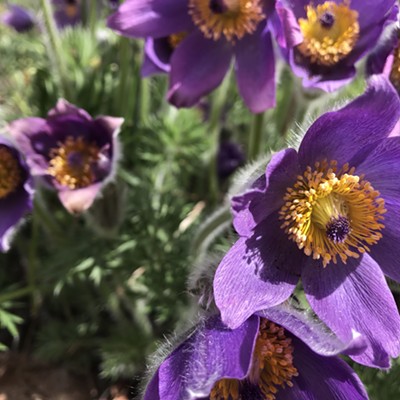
[
  {"xmin": 39, "ymin": 0, "xmax": 72, "ymax": 99},
  {"xmin": 248, "ymin": 111, "xmax": 265, "ymax": 160},
  {"xmin": 208, "ymin": 72, "xmax": 231, "ymax": 204},
  {"xmin": 118, "ymin": 38, "xmax": 134, "ymax": 121}
]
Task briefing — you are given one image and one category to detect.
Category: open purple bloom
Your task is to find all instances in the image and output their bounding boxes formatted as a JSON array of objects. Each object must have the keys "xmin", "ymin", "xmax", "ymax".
[
  {"xmin": 143, "ymin": 304, "xmax": 368, "ymax": 400},
  {"xmin": 0, "ymin": 136, "xmax": 34, "ymax": 252},
  {"xmin": 108, "ymin": 0, "xmax": 277, "ymax": 113},
  {"xmin": 367, "ymin": 27, "xmax": 400, "ymax": 93},
  {"xmin": 9, "ymin": 99, "xmax": 123, "ymax": 214},
  {"xmin": 214, "ymin": 76, "xmax": 400, "ymax": 368},
  {"xmin": 52, "ymin": 0, "xmax": 81, "ymax": 28},
  {"xmin": 275, "ymin": 0, "xmax": 397, "ymax": 91},
  {"xmin": 1, "ymin": 4, "xmax": 35, "ymax": 32}
]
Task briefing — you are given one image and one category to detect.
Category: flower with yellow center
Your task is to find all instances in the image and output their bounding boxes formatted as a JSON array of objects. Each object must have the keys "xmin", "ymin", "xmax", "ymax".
[
  {"xmin": 297, "ymin": 1, "xmax": 359, "ymax": 66},
  {"xmin": 48, "ymin": 136, "xmax": 101, "ymax": 190},
  {"xmin": 189, "ymin": 0, "xmax": 266, "ymax": 42},
  {"xmin": 210, "ymin": 320, "xmax": 298, "ymax": 400},
  {"xmin": 279, "ymin": 160, "xmax": 386, "ymax": 267},
  {"xmin": 0, "ymin": 145, "xmax": 22, "ymax": 199}
]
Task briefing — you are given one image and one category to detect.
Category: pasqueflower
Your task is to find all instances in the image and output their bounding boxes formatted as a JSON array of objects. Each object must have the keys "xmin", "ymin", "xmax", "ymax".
[
  {"xmin": 108, "ymin": 0, "xmax": 277, "ymax": 113},
  {"xmin": 143, "ymin": 305, "xmax": 368, "ymax": 400},
  {"xmin": 275, "ymin": 0, "xmax": 397, "ymax": 91},
  {"xmin": 0, "ymin": 4, "xmax": 35, "ymax": 32},
  {"xmin": 10, "ymin": 99, "xmax": 123, "ymax": 214},
  {"xmin": 0, "ymin": 136, "xmax": 34, "ymax": 252},
  {"xmin": 52, "ymin": 0, "xmax": 81, "ymax": 28},
  {"xmin": 214, "ymin": 76, "xmax": 400, "ymax": 368}
]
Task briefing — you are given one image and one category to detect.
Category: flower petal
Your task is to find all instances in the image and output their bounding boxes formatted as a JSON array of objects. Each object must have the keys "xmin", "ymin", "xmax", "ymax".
[
  {"xmin": 167, "ymin": 31, "xmax": 232, "ymax": 108},
  {"xmin": 58, "ymin": 183, "xmax": 102, "ymax": 214},
  {"xmin": 303, "ymin": 254, "xmax": 400, "ymax": 368},
  {"xmin": 48, "ymin": 98, "xmax": 91, "ymax": 120},
  {"xmin": 298, "ymin": 76, "xmax": 400, "ymax": 168},
  {"xmin": 275, "ymin": 1, "xmax": 303, "ymax": 48},
  {"xmin": 107, "ymin": 0, "xmax": 192, "ymax": 39},
  {"xmin": 232, "ymin": 148, "xmax": 300, "ymax": 237},
  {"xmin": 143, "ymin": 315, "xmax": 259, "ymax": 400},
  {"xmin": 260, "ymin": 303, "xmax": 367, "ymax": 358},
  {"xmin": 233, "ymin": 25, "xmax": 276, "ymax": 113},
  {"xmin": 276, "ymin": 336, "xmax": 368, "ymax": 400},
  {"xmin": 215, "ymin": 213, "xmax": 305, "ymax": 329}
]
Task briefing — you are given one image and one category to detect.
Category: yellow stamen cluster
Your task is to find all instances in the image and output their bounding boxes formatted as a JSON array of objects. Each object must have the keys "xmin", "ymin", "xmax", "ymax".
[
  {"xmin": 389, "ymin": 37, "xmax": 400, "ymax": 92},
  {"xmin": 189, "ymin": 0, "xmax": 265, "ymax": 42},
  {"xmin": 0, "ymin": 146, "xmax": 22, "ymax": 199},
  {"xmin": 65, "ymin": 0, "xmax": 79, "ymax": 19},
  {"xmin": 279, "ymin": 160, "xmax": 386, "ymax": 267},
  {"xmin": 297, "ymin": 1, "xmax": 359, "ymax": 66},
  {"xmin": 48, "ymin": 136, "xmax": 100, "ymax": 189},
  {"xmin": 168, "ymin": 32, "xmax": 188, "ymax": 49},
  {"xmin": 209, "ymin": 320, "xmax": 297, "ymax": 400}
]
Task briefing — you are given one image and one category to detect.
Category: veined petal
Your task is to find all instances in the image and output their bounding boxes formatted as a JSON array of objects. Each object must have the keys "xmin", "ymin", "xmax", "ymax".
[{"xmin": 303, "ymin": 254, "xmax": 400, "ymax": 368}]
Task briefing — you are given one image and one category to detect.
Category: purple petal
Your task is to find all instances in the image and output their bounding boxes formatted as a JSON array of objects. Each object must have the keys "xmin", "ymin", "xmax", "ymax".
[
  {"xmin": 232, "ymin": 148, "xmax": 300, "ymax": 237},
  {"xmin": 303, "ymin": 254, "xmax": 400, "ymax": 368},
  {"xmin": 143, "ymin": 315, "xmax": 259, "ymax": 400},
  {"xmin": 275, "ymin": 1, "xmax": 303, "ymax": 48},
  {"xmin": 107, "ymin": 0, "xmax": 192, "ymax": 39},
  {"xmin": 142, "ymin": 37, "xmax": 172, "ymax": 77},
  {"xmin": 167, "ymin": 31, "xmax": 232, "ymax": 108},
  {"xmin": 234, "ymin": 25, "xmax": 276, "ymax": 113},
  {"xmin": 260, "ymin": 303, "xmax": 367, "ymax": 358},
  {"xmin": 215, "ymin": 213, "xmax": 305, "ymax": 329},
  {"xmin": 48, "ymin": 98, "xmax": 92, "ymax": 120},
  {"xmin": 276, "ymin": 336, "xmax": 368, "ymax": 400},
  {"xmin": 1, "ymin": 5, "xmax": 35, "ymax": 32},
  {"xmin": 58, "ymin": 183, "xmax": 102, "ymax": 214},
  {"xmin": 350, "ymin": 0, "xmax": 396, "ymax": 30},
  {"xmin": 298, "ymin": 76, "xmax": 400, "ymax": 169}
]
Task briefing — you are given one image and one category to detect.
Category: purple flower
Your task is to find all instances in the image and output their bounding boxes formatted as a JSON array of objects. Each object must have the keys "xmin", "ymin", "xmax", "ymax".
[
  {"xmin": 1, "ymin": 4, "xmax": 35, "ymax": 32},
  {"xmin": 0, "ymin": 136, "xmax": 34, "ymax": 252},
  {"xmin": 213, "ymin": 76, "xmax": 400, "ymax": 368},
  {"xmin": 9, "ymin": 99, "xmax": 123, "ymax": 214},
  {"xmin": 142, "ymin": 305, "xmax": 368, "ymax": 400},
  {"xmin": 217, "ymin": 140, "xmax": 245, "ymax": 180},
  {"xmin": 275, "ymin": 0, "xmax": 397, "ymax": 91},
  {"xmin": 108, "ymin": 0, "xmax": 277, "ymax": 113},
  {"xmin": 52, "ymin": 0, "xmax": 81, "ymax": 29},
  {"xmin": 367, "ymin": 27, "xmax": 400, "ymax": 93}
]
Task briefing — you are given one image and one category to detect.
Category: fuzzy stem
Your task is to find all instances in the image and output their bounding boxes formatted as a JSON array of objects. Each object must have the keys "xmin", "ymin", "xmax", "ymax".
[
  {"xmin": 247, "ymin": 112, "xmax": 265, "ymax": 160},
  {"xmin": 117, "ymin": 37, "xmax": 133, "ymax": 120},
  {"xmin": 39, "ymin": 0, "xmax": 72, "ymax": 99}
]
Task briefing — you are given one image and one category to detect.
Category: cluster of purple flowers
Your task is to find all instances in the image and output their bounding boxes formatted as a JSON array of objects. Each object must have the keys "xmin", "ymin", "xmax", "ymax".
[{"xmin": 0, "ymin": 100, "xmax": 122, "ymax": 249}]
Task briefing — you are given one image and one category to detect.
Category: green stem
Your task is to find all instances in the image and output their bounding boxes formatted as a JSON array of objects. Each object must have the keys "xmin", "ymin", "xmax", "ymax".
[
  {"xmin": 117, "ymin": 37, "xmax": 132, "ymax": 120},
  {"xmin": 88, "ymin": 0, "xmax": 97, "ymax": 37},
  {"xmin": 247, "ymin": 112, "xmax": 265, "ymax": 161},
  {"xmin": 39, "ymin": 0, "xmax": 72, "ymax": 99},
  {"xmin": 139, "ymin": 76, "xmax": 151, "ymax": 126},
  {"xmin": 0, "ymin": 287, "xmax": 33, "ymax": 304}
]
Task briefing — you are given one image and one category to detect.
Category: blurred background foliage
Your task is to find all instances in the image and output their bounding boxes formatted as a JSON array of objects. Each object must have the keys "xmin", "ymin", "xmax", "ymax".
[{"xmin": 0, "ymin": 1, "xmax": 399, "ymax": 399}]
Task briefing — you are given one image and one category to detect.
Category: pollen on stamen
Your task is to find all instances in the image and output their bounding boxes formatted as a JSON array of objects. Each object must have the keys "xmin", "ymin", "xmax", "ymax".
[
  {"xmin": 47, "ymin": 136, "xmax": 100, "ymax": 190},
  {"xmin": 389, "ymin": 37, "xmax": 400, "ymax": 93},
  {"xmin": 0, "ymin": 145, "xmax": 22, "ymax": 199},
  {"xmin": 188, "ymin": 0, "xmax": 265, "ymax": 42},
  {"xmin": 279, "ymin": 160, "xmax": 386, "ymax": 267},
  {"xmin": 297, "ymin": 1, "xmax": 360, "ymax": 66}
]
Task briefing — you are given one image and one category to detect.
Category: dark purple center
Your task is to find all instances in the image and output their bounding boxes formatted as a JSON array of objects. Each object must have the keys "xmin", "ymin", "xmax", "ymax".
[
  {"xmin": 326, "ymin": 215, "xmax": 351, "ymax": 243},
  {"xmin": 66, "ymin": 0, "xmax": 77, "ymax": 5},
  {"xmin": 209, "ymin": 0, "xmax": 227, "ymax": 14},
  {"xmin": 319, "ymin": 12, "xmax": 335, "ymax": 28},
  {"xmin": 67, "ymin": 151, "xmax": 83, "ymax": 168}
]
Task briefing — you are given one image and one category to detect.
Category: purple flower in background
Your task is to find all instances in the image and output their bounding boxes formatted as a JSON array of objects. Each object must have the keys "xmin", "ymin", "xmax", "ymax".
[
  {"xmin": 214, "ymin": 76, "xmax": 400, "ymax": 368},
  {"xmin": 275, "ymin": 0, "xmax": 397, "ymax": 91},
  {"xmin": 52, "ymin": 0, "xmax": 81, "ymax": 28},
  {"xmin": 143, "ymin": 305, "xmax": 368, "ymax": 400},
  {"xmin": 108, "ymin": 0, "xmax": 277, "ymax": 113},
  {"xmin": 217, "ymin": 139, "xmax": 245, "ymax": 180},
  {"xmin": 0, "ymin": 4, "xmax": 35, "ymax": 32},
  {"xmin": 0, "ymin": 136, "xmax": 34, "ymax": 252},
  {"xmin": 10, "ymin": 99, "xmax": 123, "ymax": 214},
  {"xmin": 367, "ymin": 28, "xmax": 400, "ymax": 93}
]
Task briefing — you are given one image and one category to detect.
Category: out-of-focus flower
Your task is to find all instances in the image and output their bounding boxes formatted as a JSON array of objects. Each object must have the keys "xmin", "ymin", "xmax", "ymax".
[
  {"xmin": 108, "ymin": 0, "xmax": 277, "ymax": 113},
  {"xmin": 214, "ymin": 76, "xmax": 400, "ymax": 368},
  {"xmin": 0, "ymin": 4, "xmax": 35, "ymax": 32},
  {"xmin": 142, "ymin": 305, "xmax": 368, "ymax": 400},
  {"xmin": 275, "ymin": 0, "xmax": 397, "ymax": 91},
  {"xmin": 52, "ymin": 0, "xmax": 81, "ymax": 29},
  {"xmin": 9, "ymin": 99, "xmax": 123, "ymax": 214},
  {"xmin": 0, "ymin": 136, "xmax": 34, "ymax": 252},
  {"xmin": 217, "ymin": 139, "xmax": 245, "ymax": 180},
  {"xmin": 367, "ymin": 28, "xmax": 400, "ymax": 93}
]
